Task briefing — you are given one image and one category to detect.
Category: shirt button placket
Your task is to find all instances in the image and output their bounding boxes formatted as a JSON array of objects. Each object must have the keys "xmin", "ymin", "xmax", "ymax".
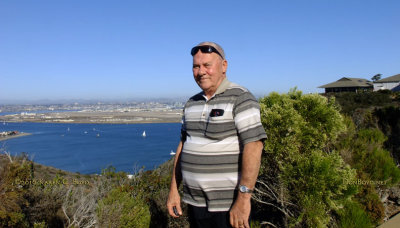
[
  {"xmin": 202, "ymin": 103, "xmax": 208, "ymax": 119},
  {"xmin": 202, "ymin": 102, "xmax": 209, "ymax": 136}
]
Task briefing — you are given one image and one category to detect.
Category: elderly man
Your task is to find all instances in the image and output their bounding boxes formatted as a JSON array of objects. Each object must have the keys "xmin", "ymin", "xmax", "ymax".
[{"xmin": 167, "ymin": 42, "xmax": 267, "ymax": 228}]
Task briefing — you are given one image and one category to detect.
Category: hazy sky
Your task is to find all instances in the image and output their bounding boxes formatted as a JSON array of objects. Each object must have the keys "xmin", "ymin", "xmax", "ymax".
[{"xmin": 1, "ymin": 0, "xmax": 399, "ymax": 102}]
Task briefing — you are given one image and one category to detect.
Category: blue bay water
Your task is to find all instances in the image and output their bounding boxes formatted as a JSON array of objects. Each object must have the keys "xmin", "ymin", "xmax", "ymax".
[{"xmin": 0, "ymin": 122, "xmax": 181, "ymax": 174}]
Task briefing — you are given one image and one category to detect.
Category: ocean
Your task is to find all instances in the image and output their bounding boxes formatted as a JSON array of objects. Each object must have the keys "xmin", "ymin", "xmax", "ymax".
[{"xmin": 0, "ymin": 122, "xmax": 181, "ymax": 174}]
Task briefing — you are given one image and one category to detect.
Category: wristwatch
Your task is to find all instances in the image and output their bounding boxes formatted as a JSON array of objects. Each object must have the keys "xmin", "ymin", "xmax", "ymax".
[{"xmin": 238, "ymin": 184, "xmax": 254, "ymax": 193}]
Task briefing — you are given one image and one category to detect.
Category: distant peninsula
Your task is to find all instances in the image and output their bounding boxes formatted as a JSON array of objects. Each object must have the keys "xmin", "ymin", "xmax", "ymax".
[
  {"xmin": 0, "ymin": 131, "xmax": 32, "ymax": 141},
  {"xmin": 0, "ymin": 110, "xmax": 182, "ymax": 124},
  {"xmin": 0, "ymin": 100, "xmax": 184, "ymax": 124}
]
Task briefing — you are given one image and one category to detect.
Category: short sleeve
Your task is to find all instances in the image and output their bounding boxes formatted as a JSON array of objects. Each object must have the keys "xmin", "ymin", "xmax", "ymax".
[
  {"xmin": 233, "ymin": 91, "xmax": 267, "ymax": 145},
  {"xmin": 180, "ymin": 108, "xmax": 187, "ymax": 142}
]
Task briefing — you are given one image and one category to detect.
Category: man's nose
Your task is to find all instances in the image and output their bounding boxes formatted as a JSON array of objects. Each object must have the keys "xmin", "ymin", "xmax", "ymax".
[{"xmin": 198, "ymin": 65, "xmax": 206, "ymax": 75}]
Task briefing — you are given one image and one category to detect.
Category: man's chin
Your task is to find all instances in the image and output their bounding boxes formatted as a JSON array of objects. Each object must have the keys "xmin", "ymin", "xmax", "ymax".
[{"xmin": 197, "ymin": 82, "xmax": 210, "ymax": 90}]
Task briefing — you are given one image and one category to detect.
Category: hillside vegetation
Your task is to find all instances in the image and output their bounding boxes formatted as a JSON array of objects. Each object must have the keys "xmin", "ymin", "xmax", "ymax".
[
  {"xmin": 1, "ymin": 90, "xmax": 399, "ymax": 227},
  {"xmin": 254, "ymin": 89, "xmax": 400, "ymax": 227}
]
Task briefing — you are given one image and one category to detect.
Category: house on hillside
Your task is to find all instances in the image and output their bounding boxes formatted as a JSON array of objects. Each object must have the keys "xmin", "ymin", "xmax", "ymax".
[
  {"xmin": 318, "ymin": 77, "xmax": 373, "ymax": 93},
  {"xmin": 373, "ymin": 74, "xmax": 400, "ymax": 91}
]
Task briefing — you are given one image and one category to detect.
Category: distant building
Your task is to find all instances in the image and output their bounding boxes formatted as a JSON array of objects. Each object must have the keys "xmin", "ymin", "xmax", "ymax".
[
  {"xmin": 318, "ymin": 77, "xmax": 373, "ymax": 93},
  {"xmin": 373, "ymin": 74, "xmax": 400, "ymax": 91}
]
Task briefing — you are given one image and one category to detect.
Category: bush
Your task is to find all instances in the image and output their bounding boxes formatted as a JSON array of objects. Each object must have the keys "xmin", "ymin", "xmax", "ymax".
[
  {"xmin": 283, "ymin": 151, "xmax": 357, "ymax": 227},
  {"xmin": 259, "ymin": 89, "xmax": 345, "ymax": 165},
  {"xmin": 374, "ymin": 106, "xmax": 400, "ymax": 163},
  {"xmin": 335, "ymin": 120, "xmax": 399, "ymax": 224},
  {"xmin": 338, "ymin": 127, "xmax": 400, "ymax": 187},
  {"xmin": 327, "ymin": 91, "xmax": 393, "ymax": 115},
  {"xmin": 96, "ymin": 186, "xmax": 151, "ymax": 228},
  {"xmin": 256, "ymin": 89, "xmax": 357, "ymax": 227},
  {"xmin": 354, "ymin": 174, "xmax": 385, "ymax": 224},
  {"xmin": 33, "ymin": 221, "xmax": 47, "ymax": 228},
  {"xmin": 336, "ymin": 200, "xmax": 374, "ymax": 228},
  {"xmin": 366, "ymin": 147, "xmax": 400, "ymax": 184},
  {"xmin": 0, "ymin": 155, "xmax": 32, "ymax": 227}
]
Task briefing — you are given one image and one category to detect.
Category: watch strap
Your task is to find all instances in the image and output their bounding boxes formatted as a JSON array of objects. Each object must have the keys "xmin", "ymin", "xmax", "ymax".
[{"xmin": 239, "ymin": 184, "xmax": 254, "ymax": 193}]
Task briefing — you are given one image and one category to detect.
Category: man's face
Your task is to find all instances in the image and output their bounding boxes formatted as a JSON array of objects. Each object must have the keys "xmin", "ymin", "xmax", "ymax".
[{"xmin": 192, "ymin": 51, "xmax": 227, "ymax": 96}]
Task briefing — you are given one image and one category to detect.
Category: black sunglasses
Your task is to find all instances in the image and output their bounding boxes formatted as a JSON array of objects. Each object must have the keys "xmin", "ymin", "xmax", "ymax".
[{"xmin": 191, "ymin": 45, "xmax": 223, "ymax": 59}]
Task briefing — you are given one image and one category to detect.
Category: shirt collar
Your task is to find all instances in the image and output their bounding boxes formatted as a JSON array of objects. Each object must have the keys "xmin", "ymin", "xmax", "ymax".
[
  {"xmin": 201, "ymin": 78, "xmax": 231, "ymax": 101},
  {"xmin": 215, "ymin": 78, "xmax": 231, "ymax": 95}
]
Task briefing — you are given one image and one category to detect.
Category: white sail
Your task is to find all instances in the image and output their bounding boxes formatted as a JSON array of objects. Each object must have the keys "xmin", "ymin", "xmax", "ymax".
[{"xmin": 142, "ymin": 131, "xmax": 146, "ymax": 137}]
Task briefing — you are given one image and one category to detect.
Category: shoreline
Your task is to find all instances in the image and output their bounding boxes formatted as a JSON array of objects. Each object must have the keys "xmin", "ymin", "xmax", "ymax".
[
  {"xmin": 0, "ymin": 110, "xmax": 182, "ymax": 124},
  {"xmin": 1, "ymin": 120, "xmax": 181, "ymax": 125},
  {"xmin": 0, "ymin": 133, "xmax": 32, "ymax": 141}
]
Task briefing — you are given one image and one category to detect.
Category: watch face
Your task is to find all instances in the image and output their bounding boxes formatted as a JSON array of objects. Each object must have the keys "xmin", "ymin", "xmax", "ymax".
[{"xmin": 240, "ymin": 185, "xmax": 247, "ymax": 192}]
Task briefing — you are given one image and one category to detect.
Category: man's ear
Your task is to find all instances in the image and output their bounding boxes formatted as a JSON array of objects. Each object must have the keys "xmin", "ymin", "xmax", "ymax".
[{"xmin": 222, "ymin": 59, "xmax": 228, "ymax": 73}]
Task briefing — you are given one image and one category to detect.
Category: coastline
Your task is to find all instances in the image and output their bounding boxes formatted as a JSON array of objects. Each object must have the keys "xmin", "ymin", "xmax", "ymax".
[
  {"xmin": 0, "ymin": 110, "xmax": 182, "ymax": 124},
  {"xmin": 0, "ymin": 133, "xmax": 32, "ymax": 141}
]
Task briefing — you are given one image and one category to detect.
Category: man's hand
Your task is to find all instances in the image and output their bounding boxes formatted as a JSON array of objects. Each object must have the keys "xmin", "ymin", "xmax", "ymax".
[
  {"xmin": 229, "ymin": 140, "xmax": 263, "ymax": 228},
  {"xmin": 229, "ymin": 194, "xmax": 251, "ymax": 228},
  {"xmin": 167, "ymin": 188, "xmax": 182, "ymax": 218},
  {"xmin": 167, "ymin": 141, "xmax": 183, "ymax": 218}
]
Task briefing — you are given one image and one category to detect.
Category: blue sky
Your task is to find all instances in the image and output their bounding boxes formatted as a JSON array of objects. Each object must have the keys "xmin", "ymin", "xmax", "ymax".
[{"xmin": 1, "ymin": 0, "xmax": 399, "ymax": 102}]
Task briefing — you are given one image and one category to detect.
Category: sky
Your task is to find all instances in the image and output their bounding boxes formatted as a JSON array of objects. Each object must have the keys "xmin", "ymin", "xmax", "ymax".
[{"xmin": 0, "ymin": 0, "xmax": 399, "ymax": 103}]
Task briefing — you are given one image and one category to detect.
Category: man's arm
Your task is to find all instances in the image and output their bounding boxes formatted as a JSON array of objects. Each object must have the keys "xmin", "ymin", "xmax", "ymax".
[
  {"xmin": 167, "ymin": 140, "xmax": 184, "ymax": 217},
  {"xmin": 229, "ymin": 140, "xmax": 263, "ymax": 228}
]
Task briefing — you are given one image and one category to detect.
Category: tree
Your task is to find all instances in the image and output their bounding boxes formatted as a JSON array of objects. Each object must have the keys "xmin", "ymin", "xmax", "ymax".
[{"xmin": 371, "ymin": 74, "xmax": 382, "ymax": 82}]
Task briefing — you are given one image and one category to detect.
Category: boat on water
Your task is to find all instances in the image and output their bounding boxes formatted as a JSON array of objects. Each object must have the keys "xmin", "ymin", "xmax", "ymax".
[
  {"xmin": 170, "ymin": 150, "xmax": 176, "ymax": 156},
  {"xmin": 96, "ymin": 133, "xmax": 100, "ymax": 137},
  {"xmin": 142, "ymin": 131, "xmax": 146, "ymax": 137}
]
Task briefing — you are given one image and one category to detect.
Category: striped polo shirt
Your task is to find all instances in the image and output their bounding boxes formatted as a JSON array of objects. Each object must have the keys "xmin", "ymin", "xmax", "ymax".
[{"xmin": 180, "ymin": 78, "xmax": 267, "ymax": 212}]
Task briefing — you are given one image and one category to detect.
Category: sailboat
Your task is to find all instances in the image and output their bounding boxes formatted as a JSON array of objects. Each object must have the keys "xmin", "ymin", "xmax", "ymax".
[
  {"xmin": 142, "ymin": 131, "xmax": 146, "ymax": 137},
  {"xmin": 170, "ymin": 150, "xmax": 176, "ymax": 156}
]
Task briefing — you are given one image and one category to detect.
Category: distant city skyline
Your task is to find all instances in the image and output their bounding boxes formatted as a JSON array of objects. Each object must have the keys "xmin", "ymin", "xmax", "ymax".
[
  {"xmin": 0, "ymin": 96, "xmax": 190, "ymax": 105},
  {"xmin": 1, "ymin": 0, "xmax": 399, "ymax": 102}
]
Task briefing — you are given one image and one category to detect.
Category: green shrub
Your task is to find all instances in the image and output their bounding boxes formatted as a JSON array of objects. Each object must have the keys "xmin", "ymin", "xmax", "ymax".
[
  {"xmin": 257, "ymin": 89, "xmax": 357, "ymax": 227},
  {"xmin": 338, "ymin": 127, "xmax": 400, "ymax": 187},
  {"xmin": 366, "ymin": 147, "xmax": 400, "ymax": 185},
  {"xmin": 33, "ymin": 221, "xmax": 47, "ymax": 228},
  {"xmin": 327, "ymin": 91, "xmax": 393, "ymax": 115},
  {"xmin": 96, "ymin": 186, "xmax": 151, "ymax": 228},
  {"xmin": 337, "ymin": 200, "xmax": 374, "ymax": 228},
  {"xmin": 101, "ymin": 165, "xmax": 127, "ymax": 180},
  {"xmin": 335, "ymin": 122, "xmax": 397, "ymax": 224},
  {"xmin": 374, "ymin": 106, "xmax": 400, "ymax": 164},
  {"xmin": 283, "ymin": 151, "xmax": 357, "ymax": 227},
  {"xmin": 259, "ymin": 89, "xmax": 345, "ymax": 164},
  {"xmin": 357, "ymin": 128, "xmax": 387, "ymax": 144},
  {"xmin": 0, "ymin": 156, "xmax": 31, "ymax": 227},
  {"xmin": 354, "ymin": 174, "xmax": 385, "ymax": 224}
]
